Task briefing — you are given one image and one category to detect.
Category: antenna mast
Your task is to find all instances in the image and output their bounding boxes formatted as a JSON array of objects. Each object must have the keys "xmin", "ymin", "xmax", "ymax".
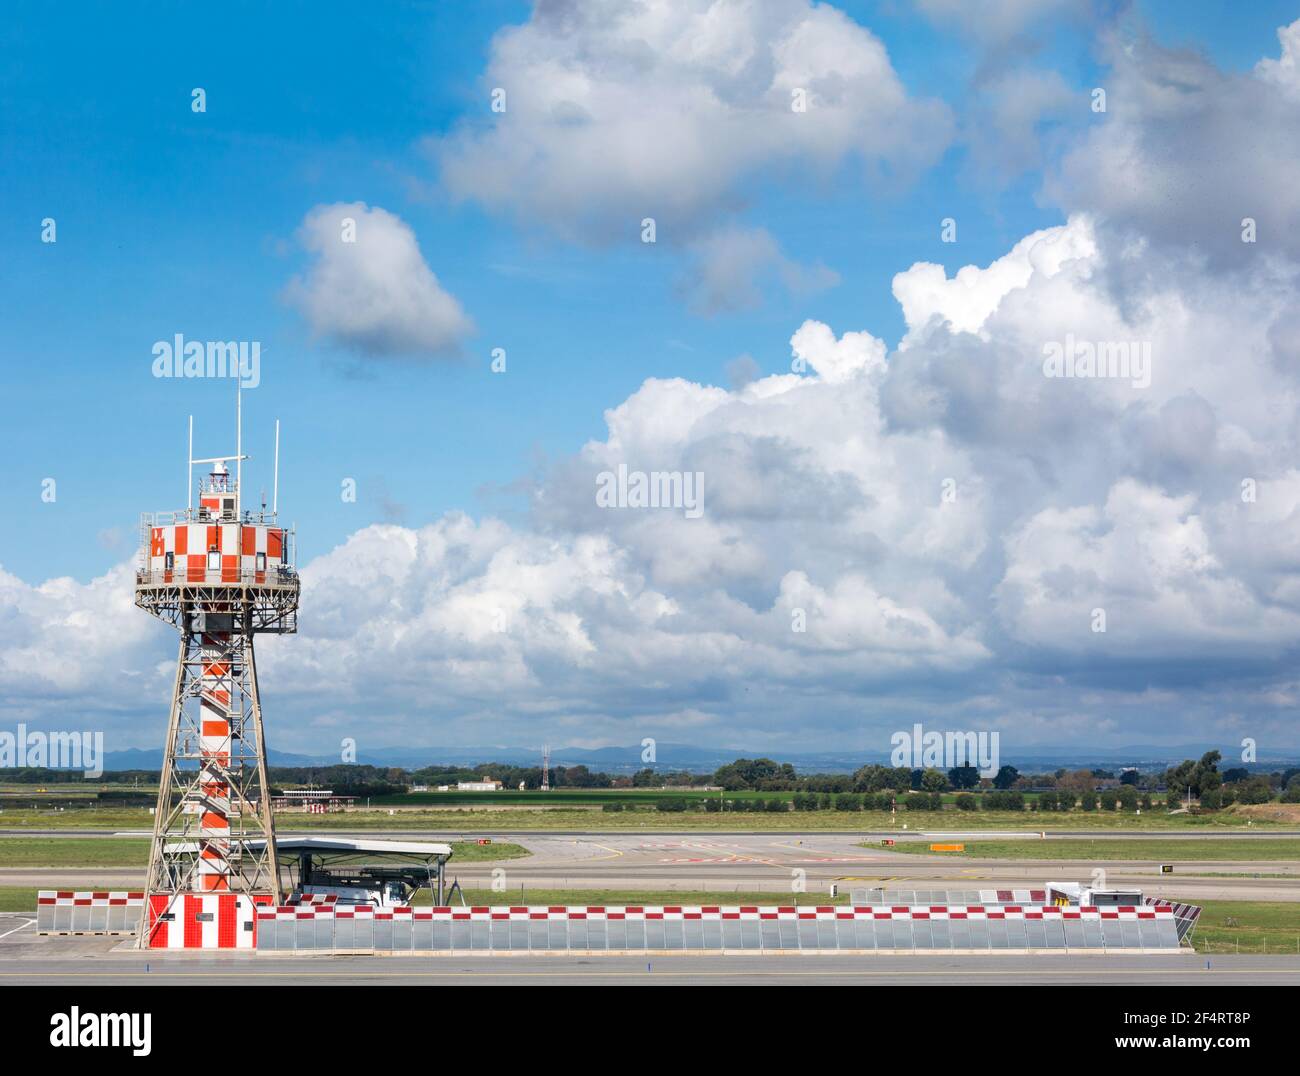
[
  {"xmin": 236, "ymin": 386, "xmax": 242, "ymax": 518},
  {"xmin": 273, "ymin": 420, "xmax": 280, "ymax": 516}
]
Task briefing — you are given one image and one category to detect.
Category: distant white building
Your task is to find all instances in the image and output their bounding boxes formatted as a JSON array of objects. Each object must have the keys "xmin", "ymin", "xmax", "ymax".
[{"xmin": 457, "ymin": 778, "xmax": 503, "ymax": 792}]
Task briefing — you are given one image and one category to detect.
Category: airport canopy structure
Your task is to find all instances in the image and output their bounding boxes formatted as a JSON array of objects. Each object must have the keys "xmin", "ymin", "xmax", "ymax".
[{"xmin": 163, "ymin": 837, "xmax": 455, "ymax": 905}]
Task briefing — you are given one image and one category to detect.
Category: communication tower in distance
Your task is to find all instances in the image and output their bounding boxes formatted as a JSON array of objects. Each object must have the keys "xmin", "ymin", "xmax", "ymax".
[
  {"xmin": 134, "ymin": 396, "xmax": 298, "ymax": 945},
  {"xmin": 541, "ymin": 744, "xmax": 551, "ymax": 791}
]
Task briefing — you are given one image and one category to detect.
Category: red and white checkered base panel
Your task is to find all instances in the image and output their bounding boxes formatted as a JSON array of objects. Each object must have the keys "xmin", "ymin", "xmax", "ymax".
[{"xmin": 144, "ymin": 893, "xmax": 273, "ymax": 949}]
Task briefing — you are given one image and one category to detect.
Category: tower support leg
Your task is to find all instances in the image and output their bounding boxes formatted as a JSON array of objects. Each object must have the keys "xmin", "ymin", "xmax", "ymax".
[{"xmin": 137, "ymin": 607, "xmax": 280, "ymax": 947}]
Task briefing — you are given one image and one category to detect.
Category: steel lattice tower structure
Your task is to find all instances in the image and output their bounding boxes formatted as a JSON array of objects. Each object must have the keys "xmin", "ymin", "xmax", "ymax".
[{"xmin": 134, "ymin": 403, "xmax": 298, "ymax": 946}]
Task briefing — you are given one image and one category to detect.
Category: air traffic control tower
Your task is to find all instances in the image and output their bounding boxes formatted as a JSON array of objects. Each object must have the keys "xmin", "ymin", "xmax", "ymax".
[{"xmin": 134, "ymin": 401, "xmax": 298, "ymax": 946}]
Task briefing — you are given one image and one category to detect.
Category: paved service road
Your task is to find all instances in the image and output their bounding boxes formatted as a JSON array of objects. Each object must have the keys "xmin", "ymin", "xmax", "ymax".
[
  {"xmin": 4, "ymin": 832, "xmax": 1300, "ymax": 901},
  {"xmin": 0, "ymin": 951, "xmax": 1293, "ymax": 986}
]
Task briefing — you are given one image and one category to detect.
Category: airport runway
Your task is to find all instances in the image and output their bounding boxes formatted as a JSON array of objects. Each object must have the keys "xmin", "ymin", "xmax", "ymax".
[{"xmin": 6, "ymin": 832, "xmax": 1299, "ymax": 901}]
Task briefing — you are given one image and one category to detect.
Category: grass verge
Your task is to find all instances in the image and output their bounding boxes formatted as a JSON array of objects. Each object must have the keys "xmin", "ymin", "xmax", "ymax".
[{"xmin": 1186, "ymin": 899, "xmax": 1300, "ymax": 954}]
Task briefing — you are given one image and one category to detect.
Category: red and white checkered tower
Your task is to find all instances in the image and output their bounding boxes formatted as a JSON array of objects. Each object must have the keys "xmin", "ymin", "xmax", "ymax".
[{"xmin": 135, "ymin": 397, "xmax": 299, "ymax": 946}]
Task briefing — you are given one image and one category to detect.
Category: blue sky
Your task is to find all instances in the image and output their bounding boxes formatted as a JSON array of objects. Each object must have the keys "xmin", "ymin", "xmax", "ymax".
[
  {"xmin": 3, "ymin": 0, "xmax": 1076, "ymax": 576},
  {"xmin": 4, "ymin": 2, "xmax": 1300, "ymax": 755},
  {"xmin": 2, "ymin": 0, "xmax": 1292, "ymax": 578}
]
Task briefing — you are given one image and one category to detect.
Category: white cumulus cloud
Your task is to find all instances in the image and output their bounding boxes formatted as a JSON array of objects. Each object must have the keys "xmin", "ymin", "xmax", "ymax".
[{"xmin": 284, "ymin": 202, "xmax": 473, "ymax": 359}]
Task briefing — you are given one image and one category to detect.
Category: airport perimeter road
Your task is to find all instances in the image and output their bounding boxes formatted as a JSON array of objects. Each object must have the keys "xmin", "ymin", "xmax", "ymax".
[
  {"xmin": 5, "ymin": 832, "xmax": 1300, "ymax": 901},
  {"xmin": 0, "ymin": 951, "xmax": 1294, "ymax": 986}
]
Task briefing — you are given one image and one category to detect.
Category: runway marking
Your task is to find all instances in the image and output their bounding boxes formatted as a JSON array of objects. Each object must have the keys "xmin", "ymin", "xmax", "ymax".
[
  {"xmin": 0, "ymin": 918, "xmax": 35, "ymax": 941},
  {"xmin": 769, "ymin": 841, "xmax": 876, "ymax": 862},
  {"xmin": 580, "ymin": 841, "xmax": 625, "ymax": 862}
]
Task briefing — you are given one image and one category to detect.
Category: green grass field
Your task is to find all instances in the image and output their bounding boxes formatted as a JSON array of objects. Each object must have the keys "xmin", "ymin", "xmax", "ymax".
[
  {"xmin": 1186, "ymin": 900, "xmax": 1300, "ymax": 954},
  {"xmin": 0, "ymin": 838, "xmax": 527, "ymax": 868},
  {"xmin": 879, "ymin": 838, "xmax": 1300, "ymax": 861}
]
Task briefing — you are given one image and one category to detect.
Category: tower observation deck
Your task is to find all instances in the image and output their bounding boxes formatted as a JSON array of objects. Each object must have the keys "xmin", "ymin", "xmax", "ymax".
[{"xmin": 134, "ymin": 403, "xmax": 298, "ymax": 946}]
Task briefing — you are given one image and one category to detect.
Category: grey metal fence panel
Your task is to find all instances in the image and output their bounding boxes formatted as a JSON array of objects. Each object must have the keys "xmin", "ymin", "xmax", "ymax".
[
  {"xmin": 316, "ymin": 917, "xmax": 336, "ymax": 950},
  {"xmin": 912, "ymin": 919, "xmax": 934, "ymax": 949},
  {"xmin": 354, "ymin": 917, "xmax": 374, "ymax": 951},
  {"xmin": 568, "ymin": 920, "xmax": 588, "ymax": 950},
  {"xmin": 413, "ymin": 918, "xmax": 433, "ymax": 950},
  {"xmin": 644, "ymin": 919, "xmax": 665, "ymax": 950},
  {"xmin": 1063, "ymin": 918, "xmax": 1085, "ymax": 948},
  {"xmin": 1138, "ymin": 919, "xmax": 1165, "ymax": 949},
  {"xmin": 527, "ymin": 920, "xmax": 548, "ymax": 950},
  {"xmin": 930, "ymin": 920, "xmax": 951, "ymax": 949},
  {"xmin": 683, "ymin": 919, "xmax": 704, "ymax": 950},
  {"xmin": 470, "ymin": 920, "xmax": 491, "ymax": 950},
  {"xmin": 624, "ymin": 920, "xmax": 646, "ymax": 949},
  {"xmin": 1120, "ymin": 921, "xmax": 1142, "ymax": 949},
  {"xmin": 334, "ymin": 918, "xmax": 355, "ymax": 950},
  {"xmin": 663, "ymin": 920, "xmax": 684, "ymax": 950},
  {"xmin": 1101, "ymin": 919, "xmax": 1123, "ymax": 948},
  {"xmin": 1157, "ymin": 918, "xmax": 1179, "ymax": 948},
  {"xmin": 544, "ymin": 919, "xmax": 566, "ymax": 950},
  {"xmin": 391, "ymin": 917, "xmax": 413, "ymax": 952},
  {"xmin": 1043, "ymin": 918, "xmax": 1067, "ymax": 949},
  {"xmin": 431, "ymin": 920, "xmax": 451, "ymax": 950},
  {"xmin": 989, "ymin": 920, "xmax": 1010, "ymax": 949}
]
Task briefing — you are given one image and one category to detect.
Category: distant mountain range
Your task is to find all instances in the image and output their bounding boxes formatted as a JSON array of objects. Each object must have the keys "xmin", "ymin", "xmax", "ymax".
[{"xmin": 90, "ymin": 741, "xmax": 1300, "ymax": 775}]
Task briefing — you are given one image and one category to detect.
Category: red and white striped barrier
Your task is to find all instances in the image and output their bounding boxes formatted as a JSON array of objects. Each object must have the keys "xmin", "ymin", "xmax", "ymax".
[
  {"xmin": 146, "ymin": 893, "xmax": 272, "ymax": 949},
  {"xmin": 37, "ymin": 891, "xmax": 144, "ymax": 935},
  {"xmin": 257, "ymin": 904, "xmax": 1173, "ymax": 922},
  {"xmin": 254, "ymin": 903, "xmax": 1181, "ymax": 953},
  {"xmin": 38, "ymin": 891, "xmax": 145, "ymax": 907}
]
